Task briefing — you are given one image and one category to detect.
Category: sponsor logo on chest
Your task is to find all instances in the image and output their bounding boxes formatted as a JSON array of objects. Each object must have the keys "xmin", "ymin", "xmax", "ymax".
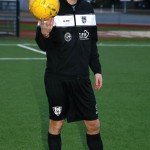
[
  {"xmin": 79, "ymin": 30, "xmax": 89, "ymax": 40},
  {"xmin": 64, "ymin": 32, "xmax": 72, "ymax": 42}
]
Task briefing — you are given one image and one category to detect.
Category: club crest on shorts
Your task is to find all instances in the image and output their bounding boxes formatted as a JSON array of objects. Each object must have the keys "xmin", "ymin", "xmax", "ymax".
[{"xmin": 52, "ymin": 106, "xmax": 62, "ymax": 116}]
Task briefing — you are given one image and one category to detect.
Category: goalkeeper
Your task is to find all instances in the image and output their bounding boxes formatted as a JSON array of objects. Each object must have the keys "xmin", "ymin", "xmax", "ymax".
[{"xmin": 36, "ymin": 0, "xmax": 103, "ymax": 149}]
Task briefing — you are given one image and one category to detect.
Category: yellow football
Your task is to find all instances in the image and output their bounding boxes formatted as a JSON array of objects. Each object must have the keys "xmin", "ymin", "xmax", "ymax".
[{"xmin": 29, "ymin": 0, "xmax": 60, "ymax": 20}]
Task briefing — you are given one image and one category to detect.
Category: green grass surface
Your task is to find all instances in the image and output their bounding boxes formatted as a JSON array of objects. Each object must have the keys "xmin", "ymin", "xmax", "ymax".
[
  {"xmin": 20, "ymin": 23, "xmax": 37, "ymax": 31},
  {"xmin": 0, "ymin": 39, "xmax": 150, "ymax": 150}
]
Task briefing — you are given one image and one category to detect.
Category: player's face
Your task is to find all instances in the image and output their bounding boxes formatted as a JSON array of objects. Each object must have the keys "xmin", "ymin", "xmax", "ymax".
[{"xmin": 67, "ymin": 0, "xmax": 77, "ymax": 5}]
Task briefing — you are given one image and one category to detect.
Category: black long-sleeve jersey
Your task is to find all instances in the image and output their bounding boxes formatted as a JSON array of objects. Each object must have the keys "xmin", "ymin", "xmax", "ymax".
[{"xmin": 35, "ymin": 0, "xmax": 102, "ymax": 79}]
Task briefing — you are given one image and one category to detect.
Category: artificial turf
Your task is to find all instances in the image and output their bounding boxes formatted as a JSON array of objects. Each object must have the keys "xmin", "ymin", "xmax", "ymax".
[{"xmin": 0, "ymin": 39, "xmax": 149, "ymax": 150}]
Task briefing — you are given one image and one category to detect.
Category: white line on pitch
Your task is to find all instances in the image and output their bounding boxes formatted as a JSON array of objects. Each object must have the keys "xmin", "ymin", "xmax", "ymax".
[
  {"xmin": 1, "ymin": 43, "xmax": 150, "ymax": 48},
  {"xmin": 97, "ymin": 43, "xmax": 150, "ymax": 47},
  {"xmin": 17, "ymin": 44, "xmax": 46, "ymax": 55},
  {"xmin": 0, "ymin": 44, "xmax": 17, "ymax": 46},
  {"xmin": 23, "ymin": 43, "xmax": 37, "ymax": 46},
  {"xmin": 0, "ymin": 58, "xmax": 46, "ymax": 60},
  {"xmin": 0, "ymin": 44, "xmax": 37, "ymax": 46}
]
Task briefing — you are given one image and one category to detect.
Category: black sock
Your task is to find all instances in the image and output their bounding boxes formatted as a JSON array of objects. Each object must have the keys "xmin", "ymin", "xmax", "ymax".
[
  {"xmin": 48, "ymin": 133, "xmax": 61, "ymax": 150},
  {"xmin": 86, "ymin": 133, "xmax": 103, "ymax": 150}
]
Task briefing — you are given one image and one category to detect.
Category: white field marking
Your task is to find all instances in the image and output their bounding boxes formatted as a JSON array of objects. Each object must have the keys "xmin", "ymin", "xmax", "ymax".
[
  {"xmin": 0, "ymin": 44, "xmax": 17, "ymax": 46},
  {"xmin": 1, "ymin": 43, "xmax": 150, "ymax": 48},
  {"xmin": 120, "ymin": 35, "xmax": 133, "ymax": 38},
  {"xmin": 17, "ymin": 44, "xmax": 46, "ymax": 55},
  {"xmin": 23, "ymin": 43, "xmax": 37, "ymax": 46},
  {"xmin": 0, "ymin": 44, "xmax": 37, "ymax": 46},
  {"xmin": 97, "ymin": 43, "xmax": 150, "ymax": 47},
  {"xmin": 0, "ymin": 58, "xmax": 46, "ymax": 60},
  {"xmin": 22, "ymin": 42, "xmax": 150, "ymax": 47}
]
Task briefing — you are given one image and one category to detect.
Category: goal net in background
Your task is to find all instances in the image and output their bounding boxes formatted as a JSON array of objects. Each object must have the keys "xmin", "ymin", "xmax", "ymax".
[{"xmin": 0, "ymin": 0, "xmax": 20, "ymax": 37}]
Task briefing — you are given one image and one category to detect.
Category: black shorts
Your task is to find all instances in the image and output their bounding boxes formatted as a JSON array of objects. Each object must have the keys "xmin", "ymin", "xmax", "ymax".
[{"xmin": 44, "ymin": 74, "xmax": 98, "ymax": 122}]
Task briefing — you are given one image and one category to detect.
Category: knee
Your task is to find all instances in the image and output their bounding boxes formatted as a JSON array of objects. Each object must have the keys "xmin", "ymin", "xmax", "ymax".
[
  {"xmin": 84, "ymin": 119, "xmax": 100, "ymax": 135},
  {"xmin": 48, "ymin": 120, "xmax": 64, "ymax": 135}
]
